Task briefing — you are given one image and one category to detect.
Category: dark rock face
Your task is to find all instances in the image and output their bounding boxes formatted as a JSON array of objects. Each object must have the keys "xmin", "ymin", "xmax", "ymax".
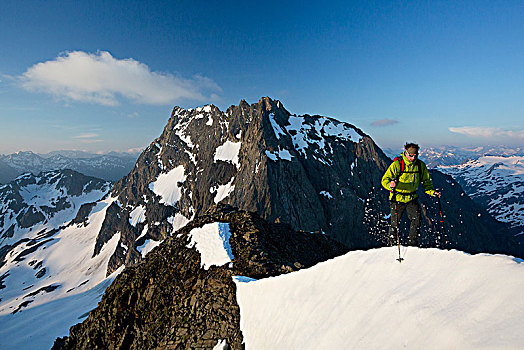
[
  {"xmin": 97, "ymin": 97, "xmax": 518, "ymax": 277},
  {"xmin": 53, "ymin": 205, "xmax": 346, "ymax": 350},
  {"xmin": 100, "ymin": 97, "xmax": 391, "ymax": 275},
  {"xmin": 72, "ymin": 202, "xmax": 97, "ymax": 225}
]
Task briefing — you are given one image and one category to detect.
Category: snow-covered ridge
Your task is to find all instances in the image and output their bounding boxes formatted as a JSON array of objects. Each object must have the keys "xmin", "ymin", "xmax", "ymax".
[
  {"xmin": 234, "ymin": 247, "xmax": 524, "ymax": 349},
  {"xmin": 0, "ymin": 170, "xmax": 111, "ymax": 239}
]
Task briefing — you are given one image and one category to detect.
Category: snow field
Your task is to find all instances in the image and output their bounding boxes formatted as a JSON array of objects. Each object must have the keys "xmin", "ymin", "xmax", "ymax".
[
  {"xmin": 211, "ymin": 177, "xmax": 235, "ymax": 204},
  {"xmin": 129, "ymin": 204, "xmax": 146, "ymax": 226},
  {"xmin": 234, "ymin": 247, "xmax": 524, "ymax": 349}
]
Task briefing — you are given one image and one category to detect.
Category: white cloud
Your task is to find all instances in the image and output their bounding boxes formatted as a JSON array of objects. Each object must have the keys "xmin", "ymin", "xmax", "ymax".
[
  {"xmin": 72, "ymin": 133, "xmax": 99, "ymax": 139},
  {"xmin": 18, "ymin": 51, "xmax": 221, "ymax": 106},
  {"xmin": 449, "ymin": 126, "xmax": 524, "ymax": 139},
  {"xmin": 371, "ymin": 118, "xmax": 399, "ymax": 127},
  {"xmin": 71, "ymin": 133, "xmax": 102, "ymax": 144}
]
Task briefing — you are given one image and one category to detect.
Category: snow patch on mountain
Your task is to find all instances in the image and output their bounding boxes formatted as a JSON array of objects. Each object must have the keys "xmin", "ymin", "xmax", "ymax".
[
  {"xmin": 129, "ymin": 205, "xmax": 146, "ymax": 227},
  {"xmin": 211, "ymin": 177, "xmax": 235, "ymax": 204},
  {"xmin": 234, "ymin": 247, "xmax": 524, "ymax": 349},
  {"xmin": 265, "ymin": 148, "xmax": 293, "ymax": 161},
  {"xmin": 137, "ymin": 239, "xmax": 163, "ymax": 258},
  {"xmin": 214, "ymin": 140, "xmax": 241, "ymax": 169},
  {"xmin": 186, "ymin": 222, "xmax": 234, "ymax": 270},
  {"xmin": 320, "ymin": 191, "xmax": 333, "ymax": 199},
  {"xmin": 148, "ymin": 165, "xmax": 186, "ymax": 206},
  {"xmin": 168, "ymin": 213, "xmax": 191, "ymax": 232},
  {"xmin": 284, "ymin": 115, "xmax": 362, "ymax": 162},
  {"xmin": 269, "ymin": 113, "xmax": 286, "ymax": 139}
]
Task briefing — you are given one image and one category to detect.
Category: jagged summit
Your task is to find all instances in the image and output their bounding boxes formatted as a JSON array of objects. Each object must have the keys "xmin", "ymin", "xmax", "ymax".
[{"xmin": 103, "ymin": 97, "xmax": 388, "ymax": 274}]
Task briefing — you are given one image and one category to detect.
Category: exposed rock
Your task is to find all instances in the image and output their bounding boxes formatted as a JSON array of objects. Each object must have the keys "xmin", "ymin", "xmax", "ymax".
[
  {"xmin": 72, "ymin": 202, "xmax": 97, "ymax": 225},
  {"xmin": 52, "ymin": 205, "xmax": 346, "ymax": 349}
]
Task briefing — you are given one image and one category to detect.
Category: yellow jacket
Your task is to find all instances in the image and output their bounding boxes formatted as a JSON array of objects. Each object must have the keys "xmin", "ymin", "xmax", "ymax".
[{"xmin": 381, "ymin": 152, "xmax": 436, "ymax": 202}]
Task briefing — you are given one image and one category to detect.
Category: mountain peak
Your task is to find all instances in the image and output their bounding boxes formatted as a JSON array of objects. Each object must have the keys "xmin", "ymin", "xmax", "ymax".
[{"xmin": 257, "ymin": 96, "xmax": 280, "ymax": 110}]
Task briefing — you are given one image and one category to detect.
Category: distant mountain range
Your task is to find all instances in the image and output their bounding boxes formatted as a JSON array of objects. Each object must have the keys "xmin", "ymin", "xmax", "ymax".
[
  {"xmin": 0, "ymin": 150, "xmax": 140, "ymax": 183},
  {"xmin": 437, "ymin": 155, "xmax": 524, "ymax": 240},
  {"xmin": 384, "ymin": 145, "xmax": 524, "ymax": 168}
]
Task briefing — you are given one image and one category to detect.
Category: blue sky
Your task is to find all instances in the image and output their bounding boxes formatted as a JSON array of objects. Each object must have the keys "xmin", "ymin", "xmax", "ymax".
[{"xmin": 1, "ymin": 0, "xmax": 523, "ymax": 154}]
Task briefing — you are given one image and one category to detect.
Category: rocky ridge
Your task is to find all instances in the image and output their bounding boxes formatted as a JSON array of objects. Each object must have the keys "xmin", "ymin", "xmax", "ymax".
[{"xmin": 52, "ymin": 205, "xmax": 346, "ymax": 349}]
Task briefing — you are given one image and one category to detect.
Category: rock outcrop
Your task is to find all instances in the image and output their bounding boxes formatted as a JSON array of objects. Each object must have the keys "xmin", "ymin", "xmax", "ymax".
[{"xmin": 52, "ymin": 205, "xmax": 346, "ymax": 349}]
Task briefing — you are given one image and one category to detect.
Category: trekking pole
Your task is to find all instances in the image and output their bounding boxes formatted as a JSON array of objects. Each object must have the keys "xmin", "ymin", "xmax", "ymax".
[
  {"xmin": 392, "ymin": 189, "xmax": 403, "ymax": 263},
  {"xmin": 437, "ymin": 192, "xmax": 447, "ymax": 247}
]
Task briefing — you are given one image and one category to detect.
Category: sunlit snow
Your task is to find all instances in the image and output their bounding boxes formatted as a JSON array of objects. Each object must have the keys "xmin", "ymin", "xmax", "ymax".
[
  {"xmin": 438, "ymin": 155, "xmax": 524, "ymax": 228},
  {"xmin": 167, "ymin": 213, "xmax": 191, "ymax": 232},
  {"xmin": 214, "ymin": 140, "xmax": 241, "ymax": 169},
  {"xmin": 234, "ymin": 247, "xmax": 524, "ymax": 349},
  {"xmin": 211, "ymin": 177, "xmax": 235, "ymax": 204},
  {"xmin": 129, "ymin": 204, "xmax": 146, "ymax": 227},
  {"xmin": 148, "ymin": 165, "xmax": 186, "ymax": 206},
  {"xmin": 0, "ymin": 197, "xmax": 124, "ymax": 350}
]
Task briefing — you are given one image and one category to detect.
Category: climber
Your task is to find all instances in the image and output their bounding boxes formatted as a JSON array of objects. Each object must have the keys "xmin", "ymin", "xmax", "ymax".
[{"xmin": 381, "ymin": 142, "xmax": 441, "ymax": 246}]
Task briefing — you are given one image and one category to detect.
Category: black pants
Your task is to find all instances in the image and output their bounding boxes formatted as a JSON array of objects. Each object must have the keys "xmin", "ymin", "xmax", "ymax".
[{"xmin": 389, "ymin": 199, "xmax": 421, "ymax": 246}]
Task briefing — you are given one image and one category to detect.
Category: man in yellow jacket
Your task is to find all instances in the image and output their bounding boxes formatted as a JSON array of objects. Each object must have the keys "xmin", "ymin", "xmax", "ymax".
[{"xmin": 381, "ymin": 143, "xmax": 441, "ymax": 246}]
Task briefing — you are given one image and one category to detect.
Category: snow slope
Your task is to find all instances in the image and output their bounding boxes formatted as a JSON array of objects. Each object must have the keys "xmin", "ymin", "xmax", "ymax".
[
  {"xmin": 235, "ymin": 247, "xmax": 524, "ymax": 349},
  {"xmin": 0, "ymin": 197, "xmax": 124, "ymax": 350}
]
